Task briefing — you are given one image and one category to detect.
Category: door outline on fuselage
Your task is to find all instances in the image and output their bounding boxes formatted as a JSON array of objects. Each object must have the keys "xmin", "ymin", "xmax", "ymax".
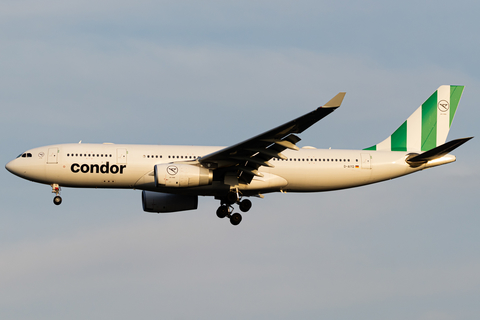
[
  {"xmin": 361, "ymin": 153, "xmax": 371, "ymax": 169},
  {"xmin": 117, "ymin": 148, "xmax": 127, "ymax": 164},
  {"xmin": 47, "ymin": 148, "xmax": 58, "ymax": 164}
]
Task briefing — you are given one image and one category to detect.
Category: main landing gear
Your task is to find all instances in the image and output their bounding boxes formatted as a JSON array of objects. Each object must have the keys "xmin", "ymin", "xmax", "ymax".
[
  {"xmin": 216, "ymin": 191, "xmax": 252, "ymax": 226},
  {"xmin": 51, "ymin": 183, "xmax": 62, "ymax": 205}
]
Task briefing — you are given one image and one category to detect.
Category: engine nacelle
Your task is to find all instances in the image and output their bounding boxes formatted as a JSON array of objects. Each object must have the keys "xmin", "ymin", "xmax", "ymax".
[
  {"xmin": 142, "ymin": 191, "xmax": 198, "ymax": 213},
  {"xmin": 154, "ymin": 163, "xmax": 212, "ymax": 188}
]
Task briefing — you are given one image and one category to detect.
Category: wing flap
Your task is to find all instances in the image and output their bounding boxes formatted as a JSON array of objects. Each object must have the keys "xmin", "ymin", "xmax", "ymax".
[
  {"xmin": 230, "ymin": 156, "xmax": 274, "ymax": 168},
  {"xmin": 245, "ymin": 147, "xmax": 288, "ymax": 160}
]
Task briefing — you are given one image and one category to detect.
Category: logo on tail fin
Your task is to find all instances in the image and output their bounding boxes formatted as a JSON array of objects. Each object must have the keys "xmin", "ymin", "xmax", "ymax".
[{"xmin": 438, "ymin": 100, "xmax": 449, "ymax": 112}]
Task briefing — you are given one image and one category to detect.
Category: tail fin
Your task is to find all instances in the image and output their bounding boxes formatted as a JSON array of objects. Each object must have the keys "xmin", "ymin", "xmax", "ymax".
[{"xmin": 364, "ymin": 85, "xmax": 464, "ymax": 152}]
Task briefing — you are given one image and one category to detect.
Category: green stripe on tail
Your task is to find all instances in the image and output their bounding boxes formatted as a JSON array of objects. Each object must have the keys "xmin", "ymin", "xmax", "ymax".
[{"xmin": 363, "ymin": 85, "xmax": 464, "ymax": 152}]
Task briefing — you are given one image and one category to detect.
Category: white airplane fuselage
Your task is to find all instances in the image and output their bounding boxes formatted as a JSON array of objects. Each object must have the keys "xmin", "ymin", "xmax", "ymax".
[
  {"xmin": 4, "ymin": 85, "xmax": 471, "ymax": 225},
  {"xmin": 6, "ymin": 143, "xmax": 455, "ymax": 197}
]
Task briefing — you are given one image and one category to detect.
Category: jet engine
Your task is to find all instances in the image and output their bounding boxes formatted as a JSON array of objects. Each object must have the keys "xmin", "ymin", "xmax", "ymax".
[
  {"xmin": 154, "ymin": 163, "xmax": 212, "ymax": 188},
  {"xmin": 142, "ymin": 191, "xmax": 198, "ymax": 213}
]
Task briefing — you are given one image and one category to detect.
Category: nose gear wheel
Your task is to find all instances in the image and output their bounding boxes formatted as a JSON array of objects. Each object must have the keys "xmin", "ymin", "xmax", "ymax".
[
  {"xmin": 51, "ymin": 184, "xmax": 62, "ymax": 206},
  {"xmin": 53, "ymin": 196, "xmax": 62, "ymax": 205}
]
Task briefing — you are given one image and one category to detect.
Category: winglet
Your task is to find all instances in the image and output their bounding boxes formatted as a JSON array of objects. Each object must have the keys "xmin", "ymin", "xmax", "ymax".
[{"xmin": 323, "ymin": 92, "xmax": 346, "ymax": 108}]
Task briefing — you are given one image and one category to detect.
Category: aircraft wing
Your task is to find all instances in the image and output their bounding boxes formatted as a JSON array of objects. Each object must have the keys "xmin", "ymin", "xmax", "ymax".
[{"xmin": 199, "ymin": 92, "xmax": 346, "ymax": 184}]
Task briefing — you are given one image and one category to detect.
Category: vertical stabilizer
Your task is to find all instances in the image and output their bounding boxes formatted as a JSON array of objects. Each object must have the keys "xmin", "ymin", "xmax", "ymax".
[{"xmin": 364, "ymin": 85, "xmax": 464, "ymax": 152}]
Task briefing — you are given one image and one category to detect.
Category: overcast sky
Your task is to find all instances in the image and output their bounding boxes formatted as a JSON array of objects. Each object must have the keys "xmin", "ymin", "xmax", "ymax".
[{"xmin": 1, "ymin": 1, "xmax": 479, "ymax": 319}]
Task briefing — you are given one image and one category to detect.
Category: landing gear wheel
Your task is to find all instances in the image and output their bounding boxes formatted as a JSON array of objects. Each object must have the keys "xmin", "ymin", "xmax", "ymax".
[
  {"xmin": 53, "ymin": 196, "xmax": 62, "ymax": 205},
  {"xmin": 230, "ymin": 213, "xmax": 242, "ymax": 226},
  {"xmin": 226, "ymin": 191, "xmax": 238, "ymax": 204},
  {"xmin": 239, "ymin": 199, "xmax": 252, "ymax": 212},
  {"xmin": 216, "ymin": 205, "xmax": 229, "ymax": 219}
]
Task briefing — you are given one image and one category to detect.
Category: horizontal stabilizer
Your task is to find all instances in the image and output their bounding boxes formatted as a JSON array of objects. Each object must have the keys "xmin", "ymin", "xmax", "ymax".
[{"xmin": 406, "ymin": 137, "xmax": 473, "ymax": 165}]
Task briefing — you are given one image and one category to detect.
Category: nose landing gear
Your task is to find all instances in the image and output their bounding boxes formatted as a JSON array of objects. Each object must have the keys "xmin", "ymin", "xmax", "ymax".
[
  {"xmin": 51, "ymin": 184, "xmax": 62, "ymax": 205},
  {"xmin": 216, "ymin": 191, "xmax": 252, "ymax": 226}
]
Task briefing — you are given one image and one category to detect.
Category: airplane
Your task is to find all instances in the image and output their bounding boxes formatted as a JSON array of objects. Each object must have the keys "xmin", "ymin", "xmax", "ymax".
[{"xmin": 5, "ymin": 85, "xmax": 472, "ymax": 226}]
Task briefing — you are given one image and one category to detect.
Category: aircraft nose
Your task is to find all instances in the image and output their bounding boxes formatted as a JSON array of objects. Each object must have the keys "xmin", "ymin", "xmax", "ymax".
[
  {"xmin": 5, "ymin": 159, "xmax": 20, "ymax": 176},
  {"xmin": 5, "ymin": 160, "xmax": 14, "ymax": 173}
]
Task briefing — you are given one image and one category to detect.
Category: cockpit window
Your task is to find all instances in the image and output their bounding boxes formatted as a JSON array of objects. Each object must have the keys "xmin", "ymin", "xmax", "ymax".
[{"xmin": 17, "ymin": 152, "xmax": 32, "ymax": 158}]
